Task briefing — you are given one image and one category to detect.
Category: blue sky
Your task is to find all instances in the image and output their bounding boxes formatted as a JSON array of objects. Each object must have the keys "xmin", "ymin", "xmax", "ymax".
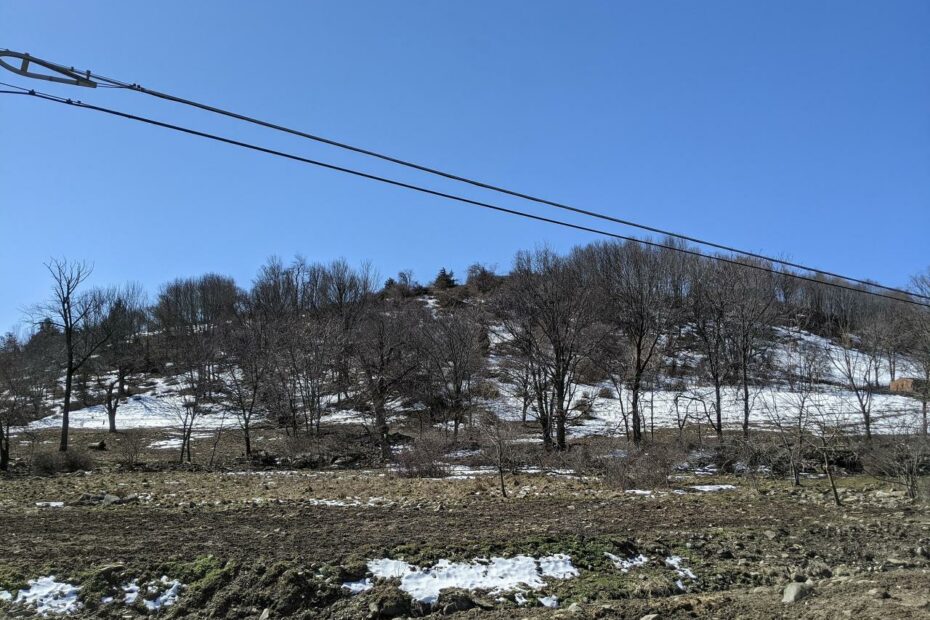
[{"xmin": 2, "ymin": 1, "xmax": 929, "ymax": 332}]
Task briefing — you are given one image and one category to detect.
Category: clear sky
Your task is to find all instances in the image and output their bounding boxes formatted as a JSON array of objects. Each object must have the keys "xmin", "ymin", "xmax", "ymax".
[{"xmin": 2, "ymin": 1, "xmax": 929, "ymax": 332}]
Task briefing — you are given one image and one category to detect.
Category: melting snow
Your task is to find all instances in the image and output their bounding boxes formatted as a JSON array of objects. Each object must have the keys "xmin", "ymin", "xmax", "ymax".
[
  {"xmin": 144, "ymin": 577, "xmax": 183, "ymax": 611},
  {"xmin": 35, "ymin": 502, "xmax": 65, "ymax": 508},
  {"xmin": 343, "ymin": 555, "xmax": 578, "ymax": 604},
  {"xmin": 689, "ymin": 484, "xmax": 736, "ymax": 492},
  {"xmin": 665, "ymin": 556, "xmax": 697, "ymax": 591},
  {"xmin": 538, "ymin": 595, "xmax": 559, "ymax": 608},
  {"xmin": 605, "ymin": 552, "xmax": 649, "ymax": 572},
  {"xmin": 122, "ymin": 577, "xmax": 183, "ymax": 610},
  {"xmin": 13, "ymin": 576, "xmax": 81, "ymax": 615}
]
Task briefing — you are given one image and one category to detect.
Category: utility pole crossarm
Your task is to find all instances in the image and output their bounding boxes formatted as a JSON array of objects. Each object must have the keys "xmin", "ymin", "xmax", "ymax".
[{"xmin": 0, "ymin": 50, "xmax": 96, "ymax": 88}]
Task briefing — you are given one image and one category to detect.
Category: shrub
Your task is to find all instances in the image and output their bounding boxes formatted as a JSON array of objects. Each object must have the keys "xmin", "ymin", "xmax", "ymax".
[
  {"xmin": 32, "ymin": 450, "xmax": 95, "ymax": 475},
  {"xmin": 115, "ymin": 429, "xmax": 147, "ymax": 468},
  {"xmin": 394, "ymin": 433, "xmax": 450, "ymax": 478},
  {"xmin": 604, "ymin": 443, "xmax": 685, "ymax": 490}
]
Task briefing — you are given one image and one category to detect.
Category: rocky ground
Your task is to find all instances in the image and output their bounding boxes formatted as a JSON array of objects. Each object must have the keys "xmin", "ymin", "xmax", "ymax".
[{"xmin": 2, "ymin": 428, "xmax": 930, "ymax": 619}]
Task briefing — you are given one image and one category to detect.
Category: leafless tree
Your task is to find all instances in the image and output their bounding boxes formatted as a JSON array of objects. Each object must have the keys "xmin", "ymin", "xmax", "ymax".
[
  {"xmin": 478, "ymin": 410, "xmax": 514, "ymax": 497},
  {"xmin": 33, "ymin": 259, "xmax": 115, "ymax": 451},
  {"xmin": 762, "ymin": 338, "xmax": 827, "ymax": 485},
  {"xmin": 154, "ymin": 274, "xmax": 239, "ymax": 405},
  {"xmin": 418, "ymin": 306, "xmax": 486, "ymax": 442},
  {"xmin": 907, "ymin": 270, "xmax": 930, "ymax": 435},
  {"xmin": 688, "ymin": 260, "xmax": 735, "ymax": 438},
  {"xmin": 0, "ymin": 333, "xmax": 31, "ymax": 470},
  {"xmin": 221, "ymin": 300, "xmax": 272, "ymax": 458},
  {"xmin": 827, "ymin": 289, "xmax": 880, "ymax": 441},
  {"xmin": 353, "ymin": 299, "xmax": 421, "ymax": 461},
  {"xmin": 496, "ymin": 247, "xmax": 599, "ymax": 450},
  {"xmin": 589, "ymin": 241, "xmax": 681, "ymax": 446},
  {"xmin": 723, "ymin": 261, "xmax": 779, "ymax": 438},
  {"xmin": 92, "ymin": 284, "xmax": 147, "ymax": 433}
]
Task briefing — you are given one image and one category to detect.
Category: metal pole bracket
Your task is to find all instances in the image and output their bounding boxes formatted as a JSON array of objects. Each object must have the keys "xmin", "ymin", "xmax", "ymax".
[{"xmin": 0, "ymin": 50, "xmax": 97, "ymax": 87}]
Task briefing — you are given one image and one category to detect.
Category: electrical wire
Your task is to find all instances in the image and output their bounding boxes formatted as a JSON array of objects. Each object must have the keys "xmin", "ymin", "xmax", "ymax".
[
  {"xmin": 38, "ymin": 58, "xmax": 927, "ymax": 303},
  {"xmin": 2, "ymin": 85, "xmax": 928, "ymax": 310}
]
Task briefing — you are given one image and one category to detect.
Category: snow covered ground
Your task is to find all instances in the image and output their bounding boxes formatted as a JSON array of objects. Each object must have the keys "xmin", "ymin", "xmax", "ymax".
[
  {"xmin": 23, "ymin": 394, "xmax": 230, "ymax": 433},
  {"xmin": 12, "ymin": 326, "xmax": 924, "ymax": 438}
]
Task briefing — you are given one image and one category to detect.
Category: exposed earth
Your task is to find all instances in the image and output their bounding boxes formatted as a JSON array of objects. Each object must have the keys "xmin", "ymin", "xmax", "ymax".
[{"xmin": 2, "ymin": 427, "xmax": 930, "ymax": 619}]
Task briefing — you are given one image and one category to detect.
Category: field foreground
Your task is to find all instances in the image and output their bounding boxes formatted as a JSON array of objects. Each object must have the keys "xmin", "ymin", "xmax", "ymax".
[{"xmin": 2, "ymin": 431, "xmax": 930, "ymax": 619}]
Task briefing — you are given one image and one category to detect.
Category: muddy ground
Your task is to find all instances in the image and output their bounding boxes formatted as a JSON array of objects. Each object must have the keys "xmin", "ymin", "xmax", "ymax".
[{"xmin": 2, "ymin": 427, "xmax": 930, "ymax": 619}]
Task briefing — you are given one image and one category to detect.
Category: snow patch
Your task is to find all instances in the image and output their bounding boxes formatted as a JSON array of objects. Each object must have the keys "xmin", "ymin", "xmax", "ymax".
[
  {"xmin": 689, "ymin": 484, "xmax": 736, "ymax": 492},
  {"xmin": 344, "ymin": 555, "xmax": 578, "ymax": 605},
  {"xmin": 605, "ymin": 552, "xmax": 649, "ymax": 572},
  {"xmin": 665, "ymin": 556, "xmax": 697, "ymax": 591},
  {"xmin": 13, "ymin": 576, "xmax": 81, "ymax": 615},
  {"xmin": 538, "ymin": 595, "xmax": 559, "ymax": 608}
]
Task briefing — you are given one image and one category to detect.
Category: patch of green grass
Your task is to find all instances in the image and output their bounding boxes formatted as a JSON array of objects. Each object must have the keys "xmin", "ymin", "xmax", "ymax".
[
  {"xmin": 75, "ymin": 564, "xmax": 127, "ymax": 610},
  {"xmin": 0, "ymin": 566, "xmax": 27, "ymax": 594}
]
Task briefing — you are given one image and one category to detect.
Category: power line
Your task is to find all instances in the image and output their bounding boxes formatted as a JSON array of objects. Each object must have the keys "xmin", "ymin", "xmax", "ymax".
[
  {"xmin": 3, "ymin": 85, "xmax": 928, "ymax": 310},
  {"xmin": 9, "ymin": 52, "xmax": 921, "ymax": 303}
]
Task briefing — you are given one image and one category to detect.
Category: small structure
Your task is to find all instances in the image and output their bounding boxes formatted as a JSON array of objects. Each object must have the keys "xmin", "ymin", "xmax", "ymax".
[{"xmin": 890, "ymin": 378, "xmax": 928, "ymax": 394}]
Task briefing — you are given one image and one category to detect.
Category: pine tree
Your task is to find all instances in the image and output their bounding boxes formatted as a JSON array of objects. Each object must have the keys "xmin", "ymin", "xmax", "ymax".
[{"xmin": 433, "ymin": 268, "xmax": 456, "ymax": 290}]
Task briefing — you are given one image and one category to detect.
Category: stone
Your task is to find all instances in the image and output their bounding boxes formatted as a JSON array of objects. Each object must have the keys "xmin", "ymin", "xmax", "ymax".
[
  {"xmin": 101, "ymin": 493, "xmax": 122, "ymax": 506},
  {"xmin": 782, "ymin": 582, "xmax": 813, "ymax": 603},
  {"xmin": 640, "ymin": 615, "xmax": 661, "ymax": 620},
  {"xmin": 436, "ymin": 588, "xmax": 475, "ymax": 615},
  {"xmin": 258, "ymin": 609, "xmax": 270, "ymax": 620}
]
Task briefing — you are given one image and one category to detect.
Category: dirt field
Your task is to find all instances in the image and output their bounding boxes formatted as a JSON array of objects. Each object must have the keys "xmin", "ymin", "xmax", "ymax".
[{"xmin": 2, "ymin": 427, "xmax": 930, "ymax": 619}]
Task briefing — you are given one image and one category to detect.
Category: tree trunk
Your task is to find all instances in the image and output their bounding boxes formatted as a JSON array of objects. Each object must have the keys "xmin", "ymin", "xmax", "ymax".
[
  {"xmin": 741, "ymin": 362, "xmax": 751, "ymax": 438},
  {"xmin": 714, "ymin": 382, "xmax": 724, "ymax": 439},
  {"xmin": 375, "ymin": 398, "xmax": 391, "ymax": 462},
  {"xmin": 0, "ymin": 422, "xmax": 9, "ymax": 471},
  {"xmin": 821, "ymin": 442, "xmax": 842, "ymax": 507},
  {"xmin": 497, "ymin": 444, "xmax": 507, "ymax": 498},
  {"xmin": 106, "ymin": 383, "xmax": 118, "ymax": 433},
  {"xmin": 243, "ymin": 421, "xmax": 252, "ymax": 457},
  {"xmin": 60, "ymin": 365, "xmax": 73, "ymax": 452},
  {"xmin": 631, "ymin": 378, "xmax": 642, "ymax": 447}
]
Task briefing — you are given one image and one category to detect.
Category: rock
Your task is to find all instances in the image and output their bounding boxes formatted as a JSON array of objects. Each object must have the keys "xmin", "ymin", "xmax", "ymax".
[
  {"xmin": 101, "ymin": 494, "xmax": 122, "ymax": 506},
  {"xmin": 259, "ymin": 609, "xmax": 270, "ymax": 620},
  {"xmin": 782, "ymin": 582, "xmax": 813, "ymax": 604},
  {"xmin": 88, "ymin": 440, "xmax": 107, "ymax": 451},
  {"xmin": 436, "ymin": 588, "xmax": 475, "ymax": 614},
  {"xmin": 763, "ymin": 530, "xmax": 777, "ymax": 540},
  {"xmin": 367, "ymin": 585, "xmax": 410, "ymax": 618},
  {"xmin": 640, "ymin": 615, "xmax": 662, "ymax": 620},
  {"xmin": 565, "ymin": 602, "xmax": 582, "ymax": 615},
  {"xmin": 867, "ymin": 588, "xmax": 890, "ymax": 599}
]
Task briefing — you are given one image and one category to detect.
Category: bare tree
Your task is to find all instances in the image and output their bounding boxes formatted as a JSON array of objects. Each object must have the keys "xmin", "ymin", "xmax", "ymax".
[
  {"xmin": 590, "ymin": 241, "xmax": 681, "ymax": 446},
  {"xmin": 34, "ymin": 259, "xmax": 115, "ymax": 451},
  {"xmin": 220, "ymin": 300, "xmax": 272, "ymax": 458},
  {"xmin": 496, "ymin": 247, "xmax": 598, "ymax": 450},
  {"xmin": 92, "ymin": 284, "xmax": 147, "ymax": 433},
  {"xmin": 828, "ymin": 289, "xmax": 879, "ymax": 441},
  {"xmin": 418, "ymin": 306, "xmax": 486, "ymax": 442},
  {"xmin": 688, "ymin": 260, "xmax": 734, "ymax": 438},
  {"xmin": 478, "ymin": 410, "xmax": 514, "ymax": 497},
  {"xmin": 762, "ymin": 338, "xmax": 827, "ymax": 485},
  {"xmin": 724, "ymin": 261, "xmax": 778, "ymax": 438},
  {"xmin": 353, "ymin": 299, "xmax": 421, "ymax": 461},
  {"xmin": 907, "ymin": 270, "xmax": 930, "ymax": 435},
  {"xmin": 0, "ymin": 334, "xmax": 32, "ymax": 470}
]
